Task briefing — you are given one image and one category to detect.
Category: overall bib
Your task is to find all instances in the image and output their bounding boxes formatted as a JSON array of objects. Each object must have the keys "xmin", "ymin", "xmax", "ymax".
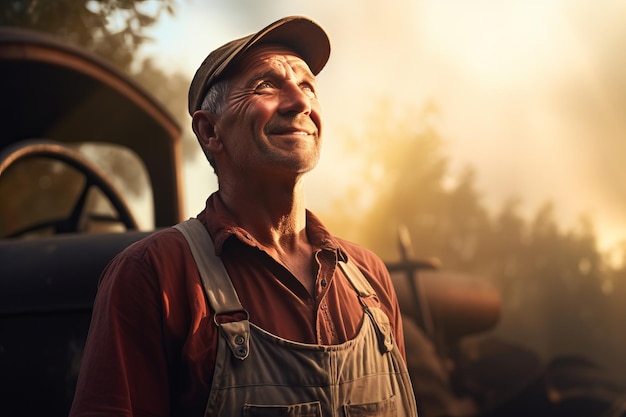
[{"xmin": 175, "ymin": 219, "xmax": 418, "ymax": 417}]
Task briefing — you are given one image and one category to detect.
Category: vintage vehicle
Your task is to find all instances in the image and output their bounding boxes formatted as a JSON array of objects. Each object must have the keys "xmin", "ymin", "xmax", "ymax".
[
  {"xmin": 0, "ymin": 27, "xmax": 182, "ymax": 416},
  {"xmin": 1, "ymin": 28, "xmax": 624, "ymax": 417}
]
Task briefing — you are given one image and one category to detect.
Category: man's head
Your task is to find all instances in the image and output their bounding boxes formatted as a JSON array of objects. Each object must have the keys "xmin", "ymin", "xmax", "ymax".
[
  {"xmin": 188, "ymin": 16, "xmax": 330, "ymax": 116},
  {"xmin": 189, "ymin": 16, "xmax": 331, "ymax": 176}
]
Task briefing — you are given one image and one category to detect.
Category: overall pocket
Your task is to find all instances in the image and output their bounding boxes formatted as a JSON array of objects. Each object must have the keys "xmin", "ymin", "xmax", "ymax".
[
  {"xmin": 243, "ymin": 401, "xmax": 322, "ymax": 417},
  {"xmin": 344, "ymin": 395, "xmax": 397, "ymax": 417}
]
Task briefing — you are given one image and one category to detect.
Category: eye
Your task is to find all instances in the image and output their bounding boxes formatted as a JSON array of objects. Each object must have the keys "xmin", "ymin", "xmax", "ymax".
[
  {"xmin": 254, "ymin": 80, "xmax": 275, "ymax": 92},
  {"xmin": 300, "ymin": 83, "xmax": 317, "ymax": 98}
]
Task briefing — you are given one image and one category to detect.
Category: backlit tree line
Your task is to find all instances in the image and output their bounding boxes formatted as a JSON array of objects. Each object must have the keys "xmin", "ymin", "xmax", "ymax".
[{"xmin": 318, "ymin": 101, "xmax": 626, "ymax": 382}]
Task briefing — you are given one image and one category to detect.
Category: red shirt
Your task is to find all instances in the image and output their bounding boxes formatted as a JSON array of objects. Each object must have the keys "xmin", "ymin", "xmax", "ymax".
[{"xmin": 70, "ymin": 192, "xmax": 405, "ymax": 417}]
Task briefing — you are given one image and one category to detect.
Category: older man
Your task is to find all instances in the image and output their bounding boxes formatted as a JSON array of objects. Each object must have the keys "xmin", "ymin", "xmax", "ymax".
[{"xmin": 70, "ymin": 16, "xmax": 418, "ymax": 417}]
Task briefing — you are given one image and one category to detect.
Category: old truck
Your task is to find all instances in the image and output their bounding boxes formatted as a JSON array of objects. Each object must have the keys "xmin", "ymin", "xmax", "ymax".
[
  {"xmin": 0, "ymin": 26, "xmax": 182, "ymax": 416},
  {"xmin": 1, "ymin": 28, "xmax": 623, "ymax": 417}
]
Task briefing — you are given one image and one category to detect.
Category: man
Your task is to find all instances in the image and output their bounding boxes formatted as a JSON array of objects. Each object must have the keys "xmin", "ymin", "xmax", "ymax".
[{"xmin": 70, "ymin": 16, "xmax": 418, "ymax": 417}]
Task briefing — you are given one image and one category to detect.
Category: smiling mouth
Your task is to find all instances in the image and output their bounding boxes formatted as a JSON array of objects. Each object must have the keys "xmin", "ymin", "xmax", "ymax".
[
  {"xmin": 266, "ymin": 117, "xmax": 318, "ymax": 137},
  {"xmin": 270, "ymin": 129, "xmax": 315, "ymax": 137}
]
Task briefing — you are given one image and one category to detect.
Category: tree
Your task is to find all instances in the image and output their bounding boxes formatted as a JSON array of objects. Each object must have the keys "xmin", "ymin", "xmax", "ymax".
[
  {"xmin": 323, "ymin": 100, "xmax": 490, "ymax": 265},
  {"xmin": 319, "ymin": 100, "xmax": 626, "ymax": 383},
  {"xmin": 0, "ymin": 0, "xmax": 175, "ymax": 71}
]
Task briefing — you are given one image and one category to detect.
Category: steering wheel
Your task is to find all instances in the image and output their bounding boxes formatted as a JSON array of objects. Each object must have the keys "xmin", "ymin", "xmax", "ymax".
[{"xmin": 0, "ymin": 140, "xmax": 139, "ymax": 236}]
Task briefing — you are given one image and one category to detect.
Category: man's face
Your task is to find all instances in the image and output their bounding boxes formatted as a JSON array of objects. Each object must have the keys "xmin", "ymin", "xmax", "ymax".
[{"xmin": 213, "ymin": 45, "xmax": 323, "ymax": 179}]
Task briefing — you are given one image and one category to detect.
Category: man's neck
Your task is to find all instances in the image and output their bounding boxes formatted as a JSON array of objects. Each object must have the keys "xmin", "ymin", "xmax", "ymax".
[
  {"xmin": 217, "ymin": 178, "xmax": 316, "ymax": 294},
  {"xmin": 217, "ymin": 176, "xmax": 308, "ymax": 249}
]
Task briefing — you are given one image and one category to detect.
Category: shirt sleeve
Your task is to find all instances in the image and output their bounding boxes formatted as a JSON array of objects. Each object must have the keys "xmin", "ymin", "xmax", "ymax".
[{"xmin": 69, "ymin": 247, "xmax": 171, "ymax": 417}]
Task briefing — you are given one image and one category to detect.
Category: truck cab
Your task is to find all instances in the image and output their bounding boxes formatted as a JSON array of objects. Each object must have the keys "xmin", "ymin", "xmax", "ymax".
[{"xmin": 0, "ymin": 27, "xmax": 183, "ymax": 416}]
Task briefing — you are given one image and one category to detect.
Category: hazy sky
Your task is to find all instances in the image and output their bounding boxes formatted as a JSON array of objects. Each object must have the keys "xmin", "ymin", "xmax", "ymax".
[{"xmin": 141, "ymin": 0, "xmax": 626, "ymax": 253}]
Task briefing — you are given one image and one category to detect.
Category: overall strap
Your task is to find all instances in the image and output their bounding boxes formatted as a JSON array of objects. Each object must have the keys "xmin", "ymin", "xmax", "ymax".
[
  {"xmin": 339, "ymin": 259, "xmax": 394, "ymax": 353},
  {"xmin": 338, "ymin": 259, "xmax": 376, "ymax": 298},
  {"xmin": 173, "ymin": 218, "xmax": 250, "ymax": 360}
]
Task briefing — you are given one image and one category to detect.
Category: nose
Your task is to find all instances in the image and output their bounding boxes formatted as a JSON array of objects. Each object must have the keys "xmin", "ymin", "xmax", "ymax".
[{"xmin": 278, "ymin": 81, "xmax": 312, "ymax": 115}]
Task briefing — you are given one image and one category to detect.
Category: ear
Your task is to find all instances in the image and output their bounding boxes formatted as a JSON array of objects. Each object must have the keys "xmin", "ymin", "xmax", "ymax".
[{"xmin": 192, "ymin": 110, "xmax": 223, "ymax": 154}]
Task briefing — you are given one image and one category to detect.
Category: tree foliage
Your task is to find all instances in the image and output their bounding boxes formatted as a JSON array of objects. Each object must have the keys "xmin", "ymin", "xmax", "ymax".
[
  {"xmin": 319, "ymin": 101, "xmax": 626, "ymax": 381},
  {"xmin": 0, "ymin": 0, "xmax": 195, "ymax": 139},
  {"xmin": 0, "ymin": 0, "xmax": 175, "ymax": 71}
]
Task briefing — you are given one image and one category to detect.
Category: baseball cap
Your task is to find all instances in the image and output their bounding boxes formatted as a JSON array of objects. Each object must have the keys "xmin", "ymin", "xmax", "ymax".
[{"xmin": 188, "ymin": 15, "xmax": 331, "ymax": 115}]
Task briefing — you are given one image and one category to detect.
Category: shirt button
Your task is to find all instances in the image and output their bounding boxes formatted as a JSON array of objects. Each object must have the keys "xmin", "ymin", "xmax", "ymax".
[{"xmin": 321, "ymin": 278, "xmax": 327, "ymax": 287}]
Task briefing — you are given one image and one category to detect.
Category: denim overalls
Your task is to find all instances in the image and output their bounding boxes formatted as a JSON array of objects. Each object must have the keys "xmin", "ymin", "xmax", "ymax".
[{"xmin": 175, "ymin": 219, "xmax": 418, "ymax": 417}]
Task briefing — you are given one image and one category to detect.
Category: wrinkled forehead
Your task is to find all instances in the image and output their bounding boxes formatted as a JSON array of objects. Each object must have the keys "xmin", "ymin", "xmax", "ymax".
[{"xmin": 230, "ymin": 44, "xmax": 315, "ymax": 80}]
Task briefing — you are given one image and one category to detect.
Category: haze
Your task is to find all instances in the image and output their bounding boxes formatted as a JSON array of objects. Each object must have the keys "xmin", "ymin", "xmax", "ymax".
[{"xmin": 140, "ymin": 0, "xmax": 626, "ymax": 254}]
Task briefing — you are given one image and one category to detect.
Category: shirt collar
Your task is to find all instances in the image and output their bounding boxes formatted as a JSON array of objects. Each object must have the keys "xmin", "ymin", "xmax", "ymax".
[{"xmin": 197, "ymin": 192, "xmax": 346, "ymax": 260}]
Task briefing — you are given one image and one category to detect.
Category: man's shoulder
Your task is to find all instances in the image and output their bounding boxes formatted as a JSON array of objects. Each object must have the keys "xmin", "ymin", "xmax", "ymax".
[
  {"xmin": 98, "ymin": 225, "xmax": 196, "ymax": 290},
  {"xmin": 334, "ymin": 237, "xmax": 388, "ymax": 275},
  {"xmin": 111, "ymin": 226, "xmax": 190, "ymax": 266},
  {"xmin": 333, "ymin": 237, "xmax": 399, "ymax": 315},
  {"xmin": 334, "ymin": 236, "xmax": 375, "ymax": 256}
]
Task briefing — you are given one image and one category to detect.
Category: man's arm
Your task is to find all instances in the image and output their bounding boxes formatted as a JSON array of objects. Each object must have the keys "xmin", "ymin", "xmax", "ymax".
[{"xmin": 69, "ymin": 251, "xmax": 170, "ymax": 417}]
